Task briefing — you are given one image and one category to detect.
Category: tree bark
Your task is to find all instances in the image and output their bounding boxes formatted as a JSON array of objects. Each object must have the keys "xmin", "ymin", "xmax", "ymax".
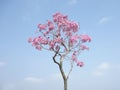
[
  {"xmin": 59, "ymin": 64, "xmax": 68, "ymax": 90},
  {"xmin": 64, "ymin": 78, "xmax": 67, "ymax": 90},
  {"xmin": 53, "ymin": 50, "xmax": 69, "ymax": 90}
]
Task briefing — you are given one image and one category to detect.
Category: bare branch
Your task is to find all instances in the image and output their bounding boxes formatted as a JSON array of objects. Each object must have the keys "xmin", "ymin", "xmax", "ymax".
[
  {"xmin": 61, "ymin": 42, "xmax": 68, "ymax": 51},
  {"xmin": 59, "ymin": 55, "xmax": 67, "ymax": 81},
  {"xmin": 71, "ymin": 40, "xmax": 81, "ymax": 50},
  {"xmin": 52, "ymin": 47, "xmax": 61, "ymax": 66},
  {"xmin": 67, "ymin": 61, "xmax": 74, "ymax": 80}
]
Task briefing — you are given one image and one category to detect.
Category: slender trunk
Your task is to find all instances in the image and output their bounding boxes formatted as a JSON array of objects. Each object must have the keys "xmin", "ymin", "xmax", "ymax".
[
  {"xmin": 53, "ymin": 50, "xmax": 69, "ymax": 90},
  {"xmin": 59, "ymin": 64, "xmax": 68, "ymax": 90},
  {"xmin": 64, "ymin": 79, "xmax": 67, "ymax": 90}
]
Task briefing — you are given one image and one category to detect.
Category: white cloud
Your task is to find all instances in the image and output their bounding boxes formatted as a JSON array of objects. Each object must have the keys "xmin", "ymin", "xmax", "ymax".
[
  {"xmin": 13, "ymin": 75, "xmax": 62, "ymax": 90},
  {"xmin": 24, "ymin": 77, "xmax": 43, "ymax": 83},
  {"xmin": 93, "ymin": 62, "xmax": 110, "ymax": 76},
  {"xmin": 69, "ymin": 0, "xmax": 77, "ymax": 4},
  {"xmin": 98, "ymin": 62, "xmax": 110, "ymax": 70},
  {"xmin": 0, "ymin": 62, "xmax": 5, "ymax": 67},
  {"xmin": 99, "ymin": 17, "xmax": 109, "ymax": 24}
]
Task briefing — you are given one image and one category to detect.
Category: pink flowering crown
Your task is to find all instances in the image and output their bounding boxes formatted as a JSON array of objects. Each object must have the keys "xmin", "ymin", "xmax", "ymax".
[{"xmin": 28, "ymin": 12, "xmax": 91, "ymax": 67}]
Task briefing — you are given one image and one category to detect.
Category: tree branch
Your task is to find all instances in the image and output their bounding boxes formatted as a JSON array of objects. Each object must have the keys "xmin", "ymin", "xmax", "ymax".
[
  {"xmin": 61, "ymin": 42, "xmax": 68, "ymax": 51},
  {"xmin": 53, "ymin": 48, "xmax": 60, "ymax": 66},
  {"xmin": 67, "ymin": 61, "xmax": 73, "ymax": 80},
  {"xmin": 59, "ymin": 63, "xmax": 67, "ymax": 81}
]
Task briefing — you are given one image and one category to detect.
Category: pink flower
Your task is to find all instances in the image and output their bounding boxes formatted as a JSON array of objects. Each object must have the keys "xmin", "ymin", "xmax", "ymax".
[
  {"xmin": 35, "ymin": 45, "xmax": 41, "ymax": 50},
  {"xmin": 38, "ymin": 24, "xmax": 47, "ymax": 30},
  {"xmin": 65, "ymin": 32, "xmax": 72, "ymax": 36},
  {"xmin": 72, "ymin": 54, "xmax": 77, "ymax": 62},
  {"xmin": 77, "ymin": 61, "xmax": 84, "ymax": 67},
  {"xmin": 47, "ymin": 20, "xmax": 52, "ymax": 26},
  {"xmin": 53, "ymin": 12, "xmax": 63, "ymax": 22},
  {"xmin": 32, "ymin": 37, "xmax": 39, "ymax": 46},
  {"xmin": 58, "ymin": 22, "xmax": 62, "ymax": 28},
  {"xmin": 70, "ymin": 35, "xmax": 79, "ymax": 44},
  {"xmin": 73, "ymin": 22, "xmax": 78, "ymax": 32},
  {"xmin": 54, "ymin": 37, "xmax": 62, "ymax": 43},
  {"xmin": 80, "ymin": 45, "xmax": 89, "ymax": 50},
  {"xmin": 38, "ymin": 36, "xmax": 48, "ymax": 45},
  {"xmin": 44, "ymin": 30, "xmax": 50, "ymax": 36},
  {"xmin": 63, "ymin": 15, "xmax": 68, "ymax": 19},
  {"xmin": 47, "ymin": 20, "xmax": 54, "ymax": 30},
  {"xmin": 28, "ymin": 37, "xmax": 33, "ymax": 43},
  {"xmin": 49, "ymin": 41, "xmax": 55, "ymax": 50},
  {"xmin": 57, "ymin": 30, "xmax": 61, "ymax": 36},
  {"xmin": 49, "ymin": 25, "xmax": 54, "ymax": 31},
  {"xmin": 72, "ymin": 52, "xmax": 78, "ymax": 62},
  {"xmin": 80, "ymin": 34, "xmax": 91, "ymax": 42}
]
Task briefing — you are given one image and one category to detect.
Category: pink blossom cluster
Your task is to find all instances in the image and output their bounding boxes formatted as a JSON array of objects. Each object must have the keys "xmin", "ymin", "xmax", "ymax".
[
  {"xmin": 28, "ymin": 12, "xmax": 91, "ymax": 67},
  {"xmin": 70, "ymin": 35, "xmax": 79, "ymax": 44},
  {"xmin": 80, "ymin": 34, "xmax": 91, "ymax": 42},
  {"xmin": 71, "ymin": 51, "xmax": 84, "ymax": 67},
  {"xmin": 53, "ymin": 12, "xmax": 78, "ymax": 36},
  {"xmin": 80, "ymin": 44, "xmax": 89, "ymax": 50},
  {"xmin": 28, "ymin": 36, "xmax": 63, "ymax": 51}
]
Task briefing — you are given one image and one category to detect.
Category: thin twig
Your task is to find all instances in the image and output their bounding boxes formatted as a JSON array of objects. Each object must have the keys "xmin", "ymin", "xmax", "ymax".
[{"xmin": 67, "ymin": 60, "xmax": 73, "ymax": 80}]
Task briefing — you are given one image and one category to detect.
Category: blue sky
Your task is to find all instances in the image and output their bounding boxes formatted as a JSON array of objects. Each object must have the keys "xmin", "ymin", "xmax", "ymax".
[{"xmin": 0, "ymin": 0, "xmax": 120, "ymax": 90}]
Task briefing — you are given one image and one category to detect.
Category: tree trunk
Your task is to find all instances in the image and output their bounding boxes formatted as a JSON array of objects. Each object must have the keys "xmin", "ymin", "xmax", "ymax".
[
  {"xmin": 53, "ymin": 51, "xmax": 69, "ymax": 90},
  {"xmin": 64, "ymin": 79, "xmax": 67, "ymax": 90},
  {"xmin": 58, "ymin": 64, "xmax": 68, "ymax": 90}
]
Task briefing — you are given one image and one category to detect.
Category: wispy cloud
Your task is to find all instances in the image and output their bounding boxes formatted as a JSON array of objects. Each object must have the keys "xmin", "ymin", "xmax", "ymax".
[
  {"xmin": 69, "ymin": 0, "xmax": 78, "ymax": 4},
  {"xmin": 98, "ymin": 62, "xmax": 110, "ymax": 70},
  {"xmin": 93, "ymin": 62, "xmax": 110, "ymax": 76},
  {"xmin": 14, "ymin": 75, "xmax": 62, "ymax": 90},
  {"xmin": 24, "ymin": 77, "xmax": 43, "ymax": 83},
  {"xmin": 99, "ymin": 17, "xmax": 109, "ymax": 24}
]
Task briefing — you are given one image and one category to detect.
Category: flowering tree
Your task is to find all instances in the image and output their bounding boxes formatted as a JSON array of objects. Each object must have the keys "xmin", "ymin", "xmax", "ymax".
[{"xmin": 28, "ymin": 12, "xmax": 91, "ymax": 90}]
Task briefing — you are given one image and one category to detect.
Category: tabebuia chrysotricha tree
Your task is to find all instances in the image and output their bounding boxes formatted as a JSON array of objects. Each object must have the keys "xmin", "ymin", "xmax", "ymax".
[{"xmin": 28, "ymin": 12, "xmax": 91, "ymax": 90}]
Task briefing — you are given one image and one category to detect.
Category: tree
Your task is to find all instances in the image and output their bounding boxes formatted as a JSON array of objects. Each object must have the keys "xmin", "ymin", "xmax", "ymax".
[{"xmin": 28, "ymin": 12, "xmax": 91, "ymax": 90}]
